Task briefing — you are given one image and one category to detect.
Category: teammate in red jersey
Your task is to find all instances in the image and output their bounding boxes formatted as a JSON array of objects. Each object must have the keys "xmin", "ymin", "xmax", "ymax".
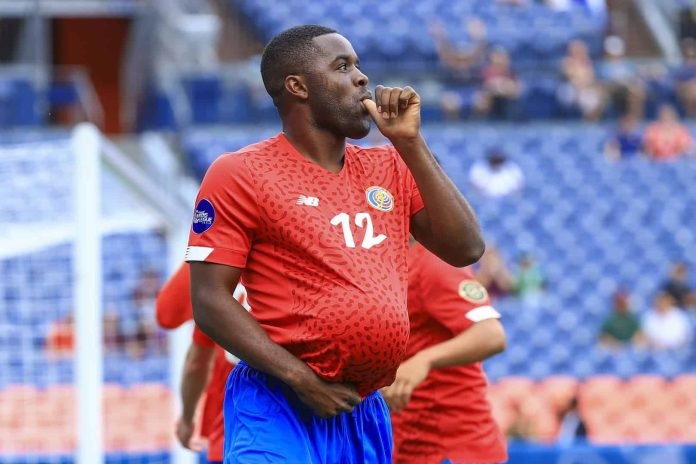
[
  {"xmin": 186, "ymin": 25, "xmax": 485, "ymax": 463},
  {"xmin": 155, "ymin": 264, "xmax": 249, "ymax": 464},
  {"xmin": 383, "ymin": 240, "xmax": 508, "ymax": 464}
]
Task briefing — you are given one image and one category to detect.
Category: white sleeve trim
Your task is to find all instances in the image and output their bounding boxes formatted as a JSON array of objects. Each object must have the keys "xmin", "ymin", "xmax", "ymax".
[
  {"xmin": 185, "ymin": 246, "xmax": 214, "ymax": 262},
  {"xmin": 465, "ymin": 305, "xmax": 501, "ymax": 322}
]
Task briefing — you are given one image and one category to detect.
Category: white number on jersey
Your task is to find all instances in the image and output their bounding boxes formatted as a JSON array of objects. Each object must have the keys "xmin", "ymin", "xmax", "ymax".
[{"xmin": 330, "ymin": 212, "xmax": 387, "ymax": 249}]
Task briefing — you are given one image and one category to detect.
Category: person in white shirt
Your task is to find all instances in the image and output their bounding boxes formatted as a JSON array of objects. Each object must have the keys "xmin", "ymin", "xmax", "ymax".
[
  {"xmin": 469, "ymin": 150, "xmax": 524, "ymax": 198},
  {"xmin": 642, "ymin": 292, "xmax": 693, "ymax": 350}
]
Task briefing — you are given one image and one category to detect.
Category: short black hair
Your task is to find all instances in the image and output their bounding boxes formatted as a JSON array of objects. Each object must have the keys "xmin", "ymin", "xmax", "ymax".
[{"xmin": 260, "ymin": 25, "xmax": 337, "ymax": 107}]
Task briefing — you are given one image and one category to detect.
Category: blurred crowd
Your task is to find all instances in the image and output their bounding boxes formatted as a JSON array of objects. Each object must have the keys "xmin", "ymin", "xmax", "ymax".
[
  {"xmin": 433, "ymin": 14, "xmax": 696, "ymax": 144},
  {"xmin": 45, "ymin": 269, "xmax": 167, "ymax": 360}
]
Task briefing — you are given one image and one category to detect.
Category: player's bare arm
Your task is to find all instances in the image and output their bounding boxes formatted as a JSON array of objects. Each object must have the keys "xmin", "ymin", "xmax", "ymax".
[
  {"xmin": 381, "ymin": 319, "xmax": 505, "ymax": 412},
  {"xmin": 363, "ymin": 86, "xmax": 485, "ymax": 267},
  {"xmin": 177, "ymin": 342, "xmax": 215, "ymax": 451},
  {"xmin": 189, "ymin": 262, "xmax": 361, "ymax": 418}
]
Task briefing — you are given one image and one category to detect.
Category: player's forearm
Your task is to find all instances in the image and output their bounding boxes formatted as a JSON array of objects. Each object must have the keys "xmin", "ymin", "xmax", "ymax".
[
  {"xmin": 180, "ymin": 345, "xmax": 214, "ymax": 422},
  {"xmin": 191, "ymin": 292, "xmax": 315, "ymax": 389},
  {"xmin": 417, "ymin": 319, "xmax": 506, "ymax": 369},
  {"xmin": 393, "ymin": 135, "xmax": 485, "ymax": 266}
]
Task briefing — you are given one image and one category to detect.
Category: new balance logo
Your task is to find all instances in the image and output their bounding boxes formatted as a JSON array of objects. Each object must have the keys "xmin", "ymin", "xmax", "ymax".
[{"xmin": 296, "ymin": 195, "xmax": 319, "ymax": 207}]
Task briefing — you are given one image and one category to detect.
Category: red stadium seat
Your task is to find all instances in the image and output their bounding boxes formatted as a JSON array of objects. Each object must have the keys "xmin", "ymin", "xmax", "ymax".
[{"xmin": 493, "ymin": 377, "xmax": 535, "ymax": 405}]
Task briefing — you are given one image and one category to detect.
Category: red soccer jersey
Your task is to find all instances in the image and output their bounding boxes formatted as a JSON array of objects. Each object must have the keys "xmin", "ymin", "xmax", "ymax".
[
  {"xmin": 391, "ymin": 243, "xmax": 507, "ymax": 464},
  {"xmin": 185, "ymin": 133, "xmax": 424, "ymax": 395}
]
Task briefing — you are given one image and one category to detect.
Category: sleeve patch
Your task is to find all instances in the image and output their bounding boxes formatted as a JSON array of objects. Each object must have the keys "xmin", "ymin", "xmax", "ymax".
[
  {"xmin": 192, "ymin": 198, "xmax": 215, "ymax": 234},
  {"xmin": 458, "ymin": 280, "xmax": 488, "ymax": 303}
]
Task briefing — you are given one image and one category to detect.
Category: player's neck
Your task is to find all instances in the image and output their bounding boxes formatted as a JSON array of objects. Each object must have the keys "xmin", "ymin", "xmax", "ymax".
[{"xmin": 282, "ymin": 124, "xmax": 346, "ymax": 174}]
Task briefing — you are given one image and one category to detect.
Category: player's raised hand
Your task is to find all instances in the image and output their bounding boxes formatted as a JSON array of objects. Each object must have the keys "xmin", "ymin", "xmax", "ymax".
[
  {"xmin": 291, "ymin": 372, "xmax": 361, "ymax": 419},
  {"xmin": 363, "ymin": 85, "xmax": 421, "ymax": 142},
  {"xmin": 380, "ymin": 354, "xmax": 431, "ymax": 413}
]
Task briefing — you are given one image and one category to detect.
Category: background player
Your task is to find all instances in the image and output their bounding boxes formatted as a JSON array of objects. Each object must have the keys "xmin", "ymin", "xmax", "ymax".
[
  {"xmin": 383, "ymin": 239, "xmax": 507, "ymax": 464},
  {"xmin": 185, "ymin": 25, "xmax": 485, "ymax": 463},
  {"xmin": 156, "ymin": 263, "xmax": 249, "ymax": 464}
]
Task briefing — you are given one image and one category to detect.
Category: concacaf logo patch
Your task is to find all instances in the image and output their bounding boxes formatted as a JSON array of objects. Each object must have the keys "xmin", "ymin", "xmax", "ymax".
[
  {"xmin": 365, "ymin": 186, "xmax": 394, "ymax": 212},
  {"xmin": 458, "ymin": 280, "xmax": 488, "ymax": 303},
  {"xmin": 192, "ymin": 198, "xmax": 215, "ymax": 234}
]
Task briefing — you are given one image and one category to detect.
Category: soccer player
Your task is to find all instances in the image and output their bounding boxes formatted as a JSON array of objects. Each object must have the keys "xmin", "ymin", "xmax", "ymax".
[
  {"xmin": 155, "ymin": 263, "xmax": 249, "ymax": 464},
  {"xmin": 186, "ymin": 25, "xmax": 485, "ymax": 463},
  {"xmin": 383, "ymin": 239, "xmax": 508, "ymax": 464}
]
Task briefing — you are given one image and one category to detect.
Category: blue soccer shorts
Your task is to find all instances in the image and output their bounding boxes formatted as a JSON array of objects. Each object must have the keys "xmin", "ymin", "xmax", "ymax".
[{"xmin": 223, "ymin": 361, "xmax": 393, "ymax": 463}]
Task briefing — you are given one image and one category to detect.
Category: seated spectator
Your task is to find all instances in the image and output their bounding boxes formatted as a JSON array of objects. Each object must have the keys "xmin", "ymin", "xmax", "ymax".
[
  {"xmin": 675, "ymin": 38, "xmax": 696, "ymax": 118},
  {"xmin": 103, "ymin": 310, "xmax": 124, "ymax": 353},
  {"xmin": 558, "ymin": 40, "xmax": 605, "ymax": 121},
  {"xmin": 122, "ymin": 268, "xmax": 165, "ymax": 358},
  {"xmin": 474, "ymin": 245, "xmax": 515, "ymax": 299},
  {"xmin": 604, "ymin": 114, "xmax": 643, "ymax": 161},
  {"xmin": 642, "ymin": 292, "xmax": 692, "ymax": 350},
  {"xmin": 46, "ymin": 314, "xmax": 74, "ymax": 359},
  {"xmin": 474, "ymin": 47, "xmax": 522, "ymax": 120},
  {"xmin": 643, "ymin": 104, "xmax": 693, "ymax": 160},
  {"xmin": 469, "ymin": 150, "xmax": 524, "ymax": 197},
  {"xmin": 514, "ymin": 253, "xmax": 545, "ymax": 305},
  {"xmin": 599, "ymin": 290, "xmax": 643, "ymax": 346},
  {"xmin": 598, "ymin": 36, "xmax": 645, "ymax": 120},
  {"xmin": 661, "ymin": 262, "xmax": 696, "ymax": 310},
  {"xmin": 431, "ymin": 18, "xmax": 489, "ymax": 120}
]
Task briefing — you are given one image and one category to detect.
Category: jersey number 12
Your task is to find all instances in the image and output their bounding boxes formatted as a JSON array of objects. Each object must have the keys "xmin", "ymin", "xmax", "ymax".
[{"xmin": 331, "ymin": 212, "xmax": 386, "ymax": 249}]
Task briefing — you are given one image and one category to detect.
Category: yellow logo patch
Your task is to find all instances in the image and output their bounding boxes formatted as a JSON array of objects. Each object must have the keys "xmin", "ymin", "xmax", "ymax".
[{"xmin": 458, "ymin": 280, "xmax": 488, "ymax": 303}]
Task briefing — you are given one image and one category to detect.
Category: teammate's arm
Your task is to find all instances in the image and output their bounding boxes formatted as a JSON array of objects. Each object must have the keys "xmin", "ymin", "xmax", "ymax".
[
  {"xmin": 189, "ymin": 262, "xmax": 361, "ymax": 418},
  {"xmin": 382, "ymin": 319, "xmax": 506, "ymax": 412},
  {"xmin": 364, "ymin": 87, "xmax": 485, "ymax": 267},
  {"xmin": 176, "ymin": 341, "xmax": 215, "ymax": 450}
]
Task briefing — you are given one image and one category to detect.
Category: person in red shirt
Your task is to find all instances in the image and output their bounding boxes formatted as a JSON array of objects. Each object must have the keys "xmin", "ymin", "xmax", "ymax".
[
  {"xmin": 643, "ymin": 104, "xmax": 694, "ymax": 160},
  {"xmin": 156, "ymin": 264, "xmax": 249, "ymax": 464},
  {"xmin": 383, "ymin": 240, "xmax": 508, "ymax": 464},
  {"xmin": 186, "ymin": 25, "xmax": 485, "ymax": 463}
]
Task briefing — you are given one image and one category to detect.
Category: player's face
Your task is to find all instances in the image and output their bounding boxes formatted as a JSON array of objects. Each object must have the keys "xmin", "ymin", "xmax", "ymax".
[{"xmin": 305, "ymin": 33, "xmax": 372, "ymax": 139}]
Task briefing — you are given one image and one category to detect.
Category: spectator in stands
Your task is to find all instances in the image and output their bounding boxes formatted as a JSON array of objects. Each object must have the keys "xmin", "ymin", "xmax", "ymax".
[
  {"xmin": 431, "ymin": 18, "xmax": 489, "ymax": 120},
  {"xmin": 599, "ymin": 290, "xmax": 643, "ymax": 346},
  {"xmin": 469, "ymin": 149, "xmax": 524, "ymax": 197},
  {"xmin": 661, "ymin": 262, "xmax": 696, "ymax": 310},
  {"xmin": 643, "ymin": 104, "xmax": 693, "ymax": 160},
  {"xmin": 46, "ymin": 314, "xmax": 74, "ymax": 359},
  {"xmin": 556, "ymin": 396, "xmax": 587, "ymax": 446},
  {"xmin": 642, "ymin": 292, "xmax": 693, "ymax": 350},
  {"xmin": 675, "ymin": 38, "xmax": 696, "ymax": 118},
  {"xmin": 103, "ymin": 310, "xmax": 123, "ymax": 352},
  {"xmin": 474, "ymin": 47, "xmax": 522, "ymax": 120},
  {"xmin": 598, "ymin": 36, "xmax": 645, "ymax": 120},
  {"xmin": 558, "ymin": 40, "xmax": 604, "ymax": 121},
  {"xmin": 475, "ymin": 245, "xmax": 515, "ymax": 299},
  {"xmin": 125, "ymin": 268, "xmax": 164, "ymax": 358},
  {"xmin": 604, "ymin": 114, "xmax": 643, "ymax": 161},
  {"xmin": 514, "ymin": 253, "xmax": 545, "ymax": 305}
]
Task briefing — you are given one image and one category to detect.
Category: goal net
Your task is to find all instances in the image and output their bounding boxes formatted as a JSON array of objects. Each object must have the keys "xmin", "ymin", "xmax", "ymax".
[{"xmin": 0, "ymin": 125, "xmax": 189, "ymax": 463}]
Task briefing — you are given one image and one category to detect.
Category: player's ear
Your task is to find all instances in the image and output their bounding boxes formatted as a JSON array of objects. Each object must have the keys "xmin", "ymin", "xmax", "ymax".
[{"xmin": 284, "ymin": 75, "xmax": 308, "ymax": 101}]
